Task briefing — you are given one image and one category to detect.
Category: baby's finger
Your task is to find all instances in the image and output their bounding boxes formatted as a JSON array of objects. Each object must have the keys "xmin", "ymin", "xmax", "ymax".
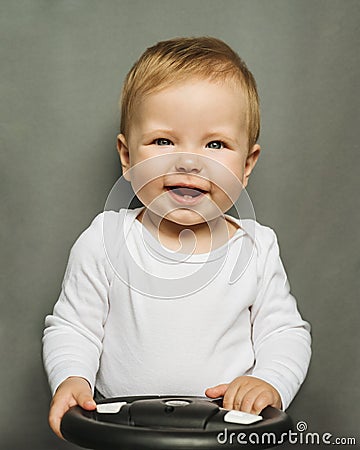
[
  {"xmin": 75, "ymin": 390, "xmax": 96, "ymax": 410},
  {"xmin": 222, "ymin": 380, "xmax": 244, "ymax": 410},
  {"xmin": 229, "ymin": 384, "xmax": 261, "ymax": 412},
  {"xmin": 205, "ymin": 384, "xmax": 229, "ymax": 399},
  {"xmin": 252, "ymin": 389, "xmax": 279, "ymax": 415},
  {"xmin": 240, "ymin": 388, "xmax": 274, "ymax": 414},
  {"xmin": 49, "ymin": 398, "xmax": 72, "ymax": 439}
]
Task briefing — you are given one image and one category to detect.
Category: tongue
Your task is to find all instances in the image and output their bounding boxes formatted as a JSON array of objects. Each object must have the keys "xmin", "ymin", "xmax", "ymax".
[{"xmin": 172, "ymin": 187, "xmax": 202, "ymax": 197}]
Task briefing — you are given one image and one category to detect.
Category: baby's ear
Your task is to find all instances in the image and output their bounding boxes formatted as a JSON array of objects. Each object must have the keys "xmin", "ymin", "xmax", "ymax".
[
  {"xmin": 117, "ymin": 134, "xmax": 131, "ymax": 181},
  {"xmin": 243, "ymin": 144, "xmax": 261, "ymax": 187}
]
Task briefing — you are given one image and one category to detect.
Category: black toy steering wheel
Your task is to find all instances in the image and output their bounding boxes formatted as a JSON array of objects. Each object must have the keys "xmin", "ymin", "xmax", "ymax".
[{"xmin": 61, "ymin": 395, "xmax": 293, "ymax": 449}]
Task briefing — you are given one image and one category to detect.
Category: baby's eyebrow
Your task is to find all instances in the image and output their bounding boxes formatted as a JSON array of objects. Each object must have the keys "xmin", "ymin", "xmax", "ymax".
[
  {"xmin": 204, "ymin": 132, "xmax": 239, "ymax": 145},
  {"xmin": 204, "ymin": 131, "xmax": 231, "ymax": 140},
  {"xmin": 141, "ymin": 129, "xmax": 175, "ymax": 139}
]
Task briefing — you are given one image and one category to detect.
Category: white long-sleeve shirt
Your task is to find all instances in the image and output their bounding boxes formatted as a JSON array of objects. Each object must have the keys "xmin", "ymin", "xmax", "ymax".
[{"xmin": 43, "ymin": 208, "xmax": 311, "ymax": 410}]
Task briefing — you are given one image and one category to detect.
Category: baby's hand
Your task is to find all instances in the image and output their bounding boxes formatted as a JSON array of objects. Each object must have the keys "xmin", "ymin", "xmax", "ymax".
[
  {"xmin": 48, "ymin": 376, "xmax": 96, "ymax": 439},
  {"xmin": 205, "ymin": 376, "xmax": 281, "ymax": 415}
]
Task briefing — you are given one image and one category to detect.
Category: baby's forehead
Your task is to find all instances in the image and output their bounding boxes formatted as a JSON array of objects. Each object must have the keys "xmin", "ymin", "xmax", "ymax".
[
  {"xmin": 127, "ymin": 80, "xmax": 248, "ymax": 144},
  {"xmin": 133, "ymin": 77, "xmax": 247, "ymax": 113},
  {"xmin": 145, "ymin": 75, "xmax": 246, "ymax": 97}
]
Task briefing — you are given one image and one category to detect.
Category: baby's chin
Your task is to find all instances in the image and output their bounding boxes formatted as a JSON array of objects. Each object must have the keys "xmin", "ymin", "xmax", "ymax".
[
  {"xmin": 162, "ymin": 210, "xmax": 215, "ymax": 228},
  {"xmin": 141, "ymin": 205, "xmax": 229, "ymax": 234}
]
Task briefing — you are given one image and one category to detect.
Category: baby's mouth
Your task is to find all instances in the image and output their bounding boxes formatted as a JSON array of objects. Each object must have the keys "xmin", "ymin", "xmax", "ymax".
[
  {"xmin": 165, "ymin": 185, "xmax": 207, "ymax": 203},
  {"xmin": 168, "ymin": 186, "xmax": 205, "ymax": 197}
]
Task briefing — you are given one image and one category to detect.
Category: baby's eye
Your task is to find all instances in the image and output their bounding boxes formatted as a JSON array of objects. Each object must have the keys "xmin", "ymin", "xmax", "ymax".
[
  {"xmin": 153, "ymin": 138, "xmax": 173, "ymax": 146},
  {"xmin": 206, "ymin": 140, "xmax": 224, "ymax": 150}
]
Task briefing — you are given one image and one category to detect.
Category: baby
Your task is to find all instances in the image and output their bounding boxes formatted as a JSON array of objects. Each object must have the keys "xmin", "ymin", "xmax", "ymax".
[{"xmin": 43, "ymin": 37, "xmax": 311, "ymax": 439}]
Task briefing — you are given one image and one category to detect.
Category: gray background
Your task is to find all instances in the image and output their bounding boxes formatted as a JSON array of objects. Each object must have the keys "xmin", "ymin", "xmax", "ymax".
[{"xmin": 1, "ymin": 0, "xmax": 359, "ymax": 448}]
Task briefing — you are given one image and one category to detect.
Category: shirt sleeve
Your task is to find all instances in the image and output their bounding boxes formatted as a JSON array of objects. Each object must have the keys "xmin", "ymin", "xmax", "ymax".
[
  {"xmin": 249, "ymin": 227, "xmax": 311, "ymax": 410},
  {"xmin": 42, "ymin": 213, "xmax": 111, "ymax": 395}
]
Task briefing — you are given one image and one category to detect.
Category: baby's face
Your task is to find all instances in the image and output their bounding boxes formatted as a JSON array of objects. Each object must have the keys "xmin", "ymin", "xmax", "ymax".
[{"xmin": 118, "ymin": 78, "xmax": 260, "ymax": 228}]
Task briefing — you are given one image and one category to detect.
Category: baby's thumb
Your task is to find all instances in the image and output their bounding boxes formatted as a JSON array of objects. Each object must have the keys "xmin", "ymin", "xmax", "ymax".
[
  {"xmin": 75, "ymin": 390, "xmax": 96, "ymax": 410},
  {"xmin": 205, "ymin": 383, "xmax": 229, "ymax": 398}
]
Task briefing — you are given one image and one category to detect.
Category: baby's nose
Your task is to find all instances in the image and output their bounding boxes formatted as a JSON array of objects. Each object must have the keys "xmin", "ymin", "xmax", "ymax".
[{"xmin": 174, "ymin": 152, "xmax": 203, "ymax": 174}]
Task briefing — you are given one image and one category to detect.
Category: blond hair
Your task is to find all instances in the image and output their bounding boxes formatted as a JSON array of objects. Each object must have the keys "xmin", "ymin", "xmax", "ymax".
[{"xmin": 120, "ymin": 37, "xmax": 260, "ymax": 148}]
